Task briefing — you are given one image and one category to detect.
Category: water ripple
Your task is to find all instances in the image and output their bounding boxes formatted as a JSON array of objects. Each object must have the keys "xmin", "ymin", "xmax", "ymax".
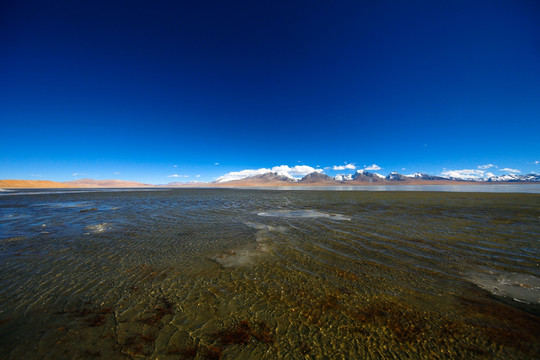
[{"xmin": 0, "ymin": 189, "xmax": 539, "ymax": 359}]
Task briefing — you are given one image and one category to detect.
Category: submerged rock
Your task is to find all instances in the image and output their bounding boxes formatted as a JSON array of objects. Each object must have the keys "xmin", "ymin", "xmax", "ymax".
[
  {"xmin": 84, "ymin": 223, "xmax": 111, "ymax": 234},
  {"xmin": 243, "ymin": 221, "xmax": 287, "ymax": 233},
  {"xmin": 212, "ymin": 244, "xmax": 271, "ymax": 268}
]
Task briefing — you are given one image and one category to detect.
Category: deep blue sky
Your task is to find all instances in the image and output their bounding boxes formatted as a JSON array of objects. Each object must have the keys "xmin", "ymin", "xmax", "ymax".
[{"xmin": 1, "ymin": 0, "xmax": 539, "ymax": 183}]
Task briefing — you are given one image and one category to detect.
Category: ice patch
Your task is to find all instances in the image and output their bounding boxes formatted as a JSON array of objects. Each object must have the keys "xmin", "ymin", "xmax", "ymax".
[
  {"xmin": 257, "ymin": 209, "xmax": 350, "ymax": 221},
  {"xmin": 84, "ymin": 223, "xmax": 111, "ymax": 234},
  {"xmin": 468, "ymin": 269, "xmax": 540, "ymax": 304}
]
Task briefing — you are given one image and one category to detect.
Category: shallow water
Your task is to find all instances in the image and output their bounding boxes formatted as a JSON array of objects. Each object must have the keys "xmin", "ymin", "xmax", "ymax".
[{"xmin": 1, "ymin": 189, "xmax": 539, "ymax": 359}]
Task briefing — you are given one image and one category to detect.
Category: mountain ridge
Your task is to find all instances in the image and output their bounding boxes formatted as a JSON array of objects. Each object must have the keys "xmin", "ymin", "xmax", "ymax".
[
  {"xmin": 1, "ymin": 172, "xmax": 539, "ymax": 189},
  {"xmin": 214, "ymin": 170, "xmax": 540, "ymax": 186},
  {"xmin": 63, "ymin": 178, "xmax": 153, "ymax": 188}
]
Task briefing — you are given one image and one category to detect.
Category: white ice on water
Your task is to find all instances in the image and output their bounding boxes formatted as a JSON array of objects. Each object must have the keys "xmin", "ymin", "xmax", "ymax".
[
  {"xmin": 468, "ymin": 269, "xmax": 540, "ymax": 304},
  {"xmin": 257, "ymin": 209, "xmax": 350, "ymax": 221}
]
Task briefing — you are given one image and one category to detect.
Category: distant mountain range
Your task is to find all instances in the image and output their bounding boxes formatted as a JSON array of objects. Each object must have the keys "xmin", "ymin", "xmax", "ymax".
[
  {"xmin": 212, "ymin": 170, "xmax": 540, "ymax": 186},
  {"xmin": 1, "ymin": 171, "xmax": 539, "ymax": 188},
  {"xmin": 63, "ymin": 178, "xmax": 153, "ymax": 187},
  {"xmin": 482, "ymin": 173, "xmax": 540, "ymax": 182},
  {"xmin": 0, "ymin": 178, "xmax": 152, "ymax": 188}
]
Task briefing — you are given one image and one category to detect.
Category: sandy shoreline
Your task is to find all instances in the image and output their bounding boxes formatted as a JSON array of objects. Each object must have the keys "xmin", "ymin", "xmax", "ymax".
[
  {"xmin": 2, "ymin": 179, "xmax": 538, "ymax": 189},
  {"xmin": 0, "ymin": 180, "xmax": 77, "ymax": 188}
]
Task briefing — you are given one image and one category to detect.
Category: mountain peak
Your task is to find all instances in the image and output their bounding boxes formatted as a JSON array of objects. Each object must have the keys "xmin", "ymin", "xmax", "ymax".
[
  {"xmin": 300, "ymin": 172, "xmax": 334, "ymax": 183},
  {"xmin": 385, "ymin": 172, "xmax": 407, "ymax": 181},
  {"xmin": 251, "ymin": 172, "xmax": 296, "ymax": 182},
  {"xmin": 486, "ymin": 173, "xmax": 540, "ymax": 182},
  {"xmin": 406, "ymin": 173, "xmax": 447, "ymax": 181},
  {"xmin": 351, "ymin": 170, "xmax": 384, "ymax": 183}
]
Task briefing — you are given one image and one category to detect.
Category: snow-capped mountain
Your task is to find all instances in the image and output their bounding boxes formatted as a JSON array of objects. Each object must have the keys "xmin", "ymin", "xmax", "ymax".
[
  {"xmin": 440, "ymin": 173, "xmax": 540, "ymax": 182},
  {"xmin": 214, "ymin": 169, "xmax": 540, "ymax": 185},
  {"xmin": 485, "ymin": 174, "xmax": 540, "ymax": 182},
  {"xmin": 385, "ymin": 171, "xmax": 408, "ymax": 181},
  {"xmin": 405, "ymin": 173, "xmax": 448, "ymax": 181},
  {"xmin": 250, "ymin": 172, "xmax": 298, "ymax": 182},
  {"xmin": 350, "ymin": 170, "xmax": 385, "ymax": 182},
  {"xmin": 215, "ymin": 171, "xmax": 298, "ymax": 183}
]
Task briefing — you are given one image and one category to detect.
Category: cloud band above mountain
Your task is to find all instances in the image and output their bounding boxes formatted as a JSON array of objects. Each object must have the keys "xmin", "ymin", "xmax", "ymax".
[
  {"xmin": 441, "ymin": 169, "xmax": 495, "ymax": 180},
  {"xmin": 364, "ymin": 164, "xmax": 381, "ymax": 171},
  {"xmin": 500, "ymin": 168, "xmax": 520, "ymax": 173},
  {"xmin": 216, "ymin": 165, "xmax": 322, "ymax": 183},
  {"xmin": 332, "ymin": 164, "xmax": 356, "ymax": 170}
]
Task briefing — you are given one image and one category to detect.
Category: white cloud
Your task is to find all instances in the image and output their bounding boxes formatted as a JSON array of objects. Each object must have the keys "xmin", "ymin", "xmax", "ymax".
[
  {"xmin": 31, "ymin": 174, "xmax": 42, "ymax": 177},
  {"xmin": 72, "ymin": 173, "xmax": 87, "ymax": 177},
  {"xmin": 500, "ymin": 168, "xmax": 520, "ymax": 173},
  {"xmin": 173, "ymin": 165, "xmax": 178, "ymax": 168},
  {"xmin": 272, "ymin": 165, "xmax": 321, "ymax": 176},
  {"xmin": 196, "ymin": 174, "xmax": 201, "ymax": 177},
  {"xmin": 364, "ymin": 164, "xmax": 381, "ymax": 171},
  {"xmin": 478, "ymin": 164, "xmax": 495, "ymax": 169},
  {"xmin": 167, "ymin": 174, "xmax": 189, "ymax": 178},
  {"xmin": 441, "ymin": 169, "xmax": 486, "ymax": 180},
  {"xmin": 332, "ymin": 164, "xmax": 356, "ymax": 171},
  {"xmin": 113, "ymin": 172, "xmax": 120, "ymax": 175},
  {"xmin": 214, "ymin": 162, "xmax": 220, "ymax": 166},
  {"xmin": 216, "ymin": 168, "xmax": 271, "ymax": 182},
  {"xmin": 485, "ymin": 172, "xmax": 495, "ymax": 178},
  {"xmin": 216, "ymin": 165, "xmax": 322, "ymax": 183},
  {"xmin": 535, "ymin": 161, "xmax": 539, "ymax": 165}
]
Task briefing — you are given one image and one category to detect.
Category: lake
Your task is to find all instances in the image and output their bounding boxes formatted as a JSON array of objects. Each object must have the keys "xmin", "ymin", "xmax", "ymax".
[{"xmin": 1, "ymin": 188, "xmax": 539, "ymax": 359}]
